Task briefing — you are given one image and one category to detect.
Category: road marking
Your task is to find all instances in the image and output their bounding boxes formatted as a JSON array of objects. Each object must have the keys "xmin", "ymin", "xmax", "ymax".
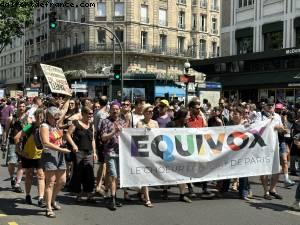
[
  {"xmin": 8, "ymin": 222, "xmax": 19, "ymax": 225},
  {"xmin": 0, "ymin": 214, "xmax": 7, "ymax": 217}
]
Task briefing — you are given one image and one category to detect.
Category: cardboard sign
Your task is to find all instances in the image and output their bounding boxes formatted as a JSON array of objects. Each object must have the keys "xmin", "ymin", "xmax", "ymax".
[{"xmin": 40, "ymin": 64, "xmax": 71, "ymax": 96}]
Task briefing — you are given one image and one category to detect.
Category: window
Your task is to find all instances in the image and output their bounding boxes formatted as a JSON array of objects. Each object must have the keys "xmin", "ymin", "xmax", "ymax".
[
  {"xmin": 98, "ymin": 30, "xmax": 106, "ymax": 44},
  {"xmin": 211, "ymin": 0, "xmax": 219, "ymax": 11},
  {"xmin": 178, "ymin": 11, "xmax": 185, "ymax": 29},
  {"xmin": 237, "ymin": 37, "xmax": 253, "ymax": 54},
  {"xmin": 67, "ymin": 9, "xmax": 71, "ymax": 20},
  {"xmin": 66, "ymin": 37, "xmax": 71, "ymax": 48},
  {"xmin": 97, "ymin": 2, "xmax": 106, "ymax": 17},
  {"xmin": 141, "ymin": 5, "xmax": 148, "ymax": 23},
  {"xmin": 115, "ymin": 2, "xmax": 124, "ymax": 16},
  {"xmin": 177, "ymin": 0, "xmax": 186, "ymax": 4},
  {"xmin": 141, "ymin": 31, "xmax": 147, "ymax": 49},
  {"xmin": 51, "ymin": 41, "xmax": 55, "ymax": 52},
  {"xmin": 296, "ymin": 28, "xmax": 300, "ymax": 48},
  {"xmin": 74, "ymin": 33, "xmax": 78, "ymax": 46},
  {"xmin": 82, "ymin": 32, "xmax": 85, "ymax": 44},
  {"xmin": 177, "ymin": 37, "xmax": 185, "ymax": 53},
  {"xmin": 200, "ymin": 14, "xmax": 207, "ymax": 31},
  {"xmin": 264, "ymin": 31, "xmax": 283, "ymax": 51},
  {"xmin": 192, "ymin": 14, "xmax": 197, "ymax": 30},
  {"xmin": 199, "ymin": 39, "xmax": 206, "ymax": 58},
  {"xmin": 211, "ymin": 17, "xmax": 218, "ymax": 34},
  {"xmin": 239, "ymin": 0, "xmax": 254, "ymax": 8},
  {"xmin": 75, "ymin": 8, "xmax": 78, "ymax": 21},
  {"xmin": 57, "ymin": 39, "xmax": 61, "ymax": 50},
  {"xmin": 159, "ymin": 34, "xmax": 167, "ymax": 52},
  {"xmin": 115, "ymin": 30, "xmax": 124, "ymax": 42},
  {"xmin": 211, "ymin": 41, "xmax": 217, "ymax": 57},
  {"xmin": 159, "ymin": 9, "xmax": 167, "ymax": 26},
  {"xmin": 200, "ymin": 0, "xmax": 207, "ymax": 8}
]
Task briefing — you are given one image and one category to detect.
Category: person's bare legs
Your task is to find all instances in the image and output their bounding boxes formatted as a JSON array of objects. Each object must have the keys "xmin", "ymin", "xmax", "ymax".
[
  {"xmin": 37, "ymin": 168, "xmax": 45, "ymax": 199},
  {"xmin": 51, "ymin": 170, "xmax": 66, "ymax": 204},
  {"xmin": 25, "ymin": 168, "xmax": 34, "ymax": 195},
  {"xmin": 44, "ymin": 171, "xmax": 56, "ymax": 211}
]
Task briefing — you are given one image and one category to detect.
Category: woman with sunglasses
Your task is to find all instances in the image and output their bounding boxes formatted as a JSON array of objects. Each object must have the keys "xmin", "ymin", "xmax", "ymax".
[
  {"xmin": 136, "ymin": 104, "xmax": 158, "ymax": 207},
  {"xmin": 66, "ymin": 107, "xmax": 97, "ymax": 203},
  {"xmin": 40, "ymin": 107, "xmax": 71, "ymax": 218}
]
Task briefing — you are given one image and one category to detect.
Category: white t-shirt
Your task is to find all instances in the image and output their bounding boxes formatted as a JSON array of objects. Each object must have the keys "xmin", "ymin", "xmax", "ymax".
[{"xmin": 256, "ymin": 111, "xmax": 283, "ymax": 126}]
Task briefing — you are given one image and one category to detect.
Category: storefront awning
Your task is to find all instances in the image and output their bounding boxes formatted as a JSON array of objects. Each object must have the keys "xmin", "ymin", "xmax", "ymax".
[
  {"xmin": 155, "ymin": 86, "xmax": 185, "ymax": 97},
  {"xmin": 208, "ymin": 70, "xmax": 300, "ymax": 88}
]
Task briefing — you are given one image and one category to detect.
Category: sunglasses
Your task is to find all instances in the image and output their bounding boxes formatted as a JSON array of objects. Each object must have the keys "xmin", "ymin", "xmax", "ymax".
[
  {"xmin": 146, "ymin": 110, "xmax": 153, "ymax": 113},
  {"xmin": 123, "ymin": 103, "xmax": 130, "ymax": 106}
]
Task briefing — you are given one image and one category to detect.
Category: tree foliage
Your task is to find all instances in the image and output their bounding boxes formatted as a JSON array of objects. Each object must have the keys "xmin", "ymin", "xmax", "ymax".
[{"xmin": 0, "ymin": 0, "xmax": 36, "ymax": 53}]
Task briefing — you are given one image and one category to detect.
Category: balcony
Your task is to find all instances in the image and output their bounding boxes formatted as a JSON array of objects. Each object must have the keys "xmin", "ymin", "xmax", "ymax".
[
  {"xmin": 178, "ymin": 23, "xmax": 185, "ymax": 29},
  {"xmin": 73, "ymin": 44, "xmax": 85, "ymax": 54},
  {"xmin": 41, "ymin": 42, "xmax": 193, "ymax": 62},
  {"xmin": 199, "ymin": 51, "xmax": 207, "ymax": 59},
  {"xmin": 140, "ymin": 17, "xmax": 149, "ymax": 24},
  {"xmin": 56, "ymin": 48, "xmax": 72, "ymax": 59},
  {"xmin": 209, "ymin": 52, "xmax": 218, "ymax": 58},
  {"xmin": 113, "ymin": 16, "xmax": 125, "ymax": 21},
  {"xmin": 211, "ymin": 5, "xmax": 220, "ymax": 11},
  {"xmin": 200, "ymin": 26, "xmax": 207, "ymax": 32},
  {"xmin": 95, "ymin": 16, "xmax": 106, "ymax": 21},
  {"xmin": 177, "ymin": 0, "xmax": 186, "ymax": 5},
  {"xmin": 211, "ymin": 29, "xmax": 218, "ymax": 35}
]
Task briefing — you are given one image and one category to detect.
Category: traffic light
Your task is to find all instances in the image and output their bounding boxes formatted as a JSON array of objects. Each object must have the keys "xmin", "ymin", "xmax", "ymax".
[
  {"xmin": 112, "ymin": 64, "xmax": 122, "ymax": 80},
  {"xmin": 49, "ymin": 11, "xmax": 57, "ymax": 29}
]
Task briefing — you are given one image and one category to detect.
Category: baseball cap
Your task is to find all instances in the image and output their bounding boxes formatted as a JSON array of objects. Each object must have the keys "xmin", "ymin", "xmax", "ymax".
[{"xmin": 160, "ymin": 99, "xmax": 169, "ymax": 107}]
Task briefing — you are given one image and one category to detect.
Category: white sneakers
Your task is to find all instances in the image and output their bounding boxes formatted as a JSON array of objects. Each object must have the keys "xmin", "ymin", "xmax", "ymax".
[{"xmin": 284, "ymin": 179, "xmax": 296, "ymax": 188}]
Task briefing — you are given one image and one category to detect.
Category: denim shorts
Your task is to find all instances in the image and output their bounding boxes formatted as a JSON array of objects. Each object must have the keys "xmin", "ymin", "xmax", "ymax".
[
  {"xmin": 7, "ymin": 144, "xmax": 19, "ymax": 164},
  {"xmin": 105, "ymin": 156, "xmax": 119, "ymax": 177},
  {"xmin": 279, "ymin": 142, "xmax": 288, "ymax": 156}
]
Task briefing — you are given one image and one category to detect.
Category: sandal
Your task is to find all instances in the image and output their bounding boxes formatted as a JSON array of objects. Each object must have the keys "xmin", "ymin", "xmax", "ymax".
[
  {"xmin": 51, "ymin": 201, "xmax": 61, "ymax": 210},
  {"xmin": 144, "ymin": 200, "xmax": 154, "ymax": 208},
  {"xmin": 46, "ymin": 209, "xmax": 56, "ymax": 218}
]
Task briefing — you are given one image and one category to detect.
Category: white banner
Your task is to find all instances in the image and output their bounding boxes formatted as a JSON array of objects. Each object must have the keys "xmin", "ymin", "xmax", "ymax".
[
  {"xmin": 40, "ymin": 64, "xmax": 71, "ymax": 96},
  {"xmin": 120, "ymin": 119, "xmax": 280, "ymax": 187}
]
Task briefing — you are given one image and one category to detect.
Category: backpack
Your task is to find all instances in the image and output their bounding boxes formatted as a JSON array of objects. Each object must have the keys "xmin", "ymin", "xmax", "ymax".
[{"xmin": 21, "ymin": 125, "xmax": 43, "ymax": 159}]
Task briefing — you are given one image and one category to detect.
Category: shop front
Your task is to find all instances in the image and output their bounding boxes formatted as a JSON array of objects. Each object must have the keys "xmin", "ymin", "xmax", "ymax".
[{"xmin": 190, "ymin": 47, "xmax": 300, "ymax": 104}]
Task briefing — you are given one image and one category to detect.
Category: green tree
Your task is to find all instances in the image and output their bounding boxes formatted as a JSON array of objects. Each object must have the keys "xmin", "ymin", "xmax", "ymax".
[{"xmin": 0, "ymin": 0, "xmax": 36, "ymax": 53}]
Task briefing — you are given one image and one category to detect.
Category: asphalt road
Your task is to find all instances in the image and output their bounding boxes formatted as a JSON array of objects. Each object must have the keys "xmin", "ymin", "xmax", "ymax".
[{"xmin": 0, "ymin": 157, "xmax": 300, "ymax": 225}]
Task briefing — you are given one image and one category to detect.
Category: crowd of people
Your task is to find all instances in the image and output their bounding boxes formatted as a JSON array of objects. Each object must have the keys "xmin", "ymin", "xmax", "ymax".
[{"xmin": 0, "ymin": 95, "xmax": 300, "ymax": 218}]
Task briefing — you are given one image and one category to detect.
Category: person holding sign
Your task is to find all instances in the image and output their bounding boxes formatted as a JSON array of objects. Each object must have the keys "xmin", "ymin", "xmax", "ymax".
[{"xmin": 40, "ymin": 107, "xmax": 71, "ymax": 218}]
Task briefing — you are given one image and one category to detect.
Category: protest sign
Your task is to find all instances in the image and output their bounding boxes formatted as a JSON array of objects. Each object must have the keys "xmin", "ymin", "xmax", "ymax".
[{"xmin": 40, "ymin": 64, "xmax": 71, "ymax": 96}]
